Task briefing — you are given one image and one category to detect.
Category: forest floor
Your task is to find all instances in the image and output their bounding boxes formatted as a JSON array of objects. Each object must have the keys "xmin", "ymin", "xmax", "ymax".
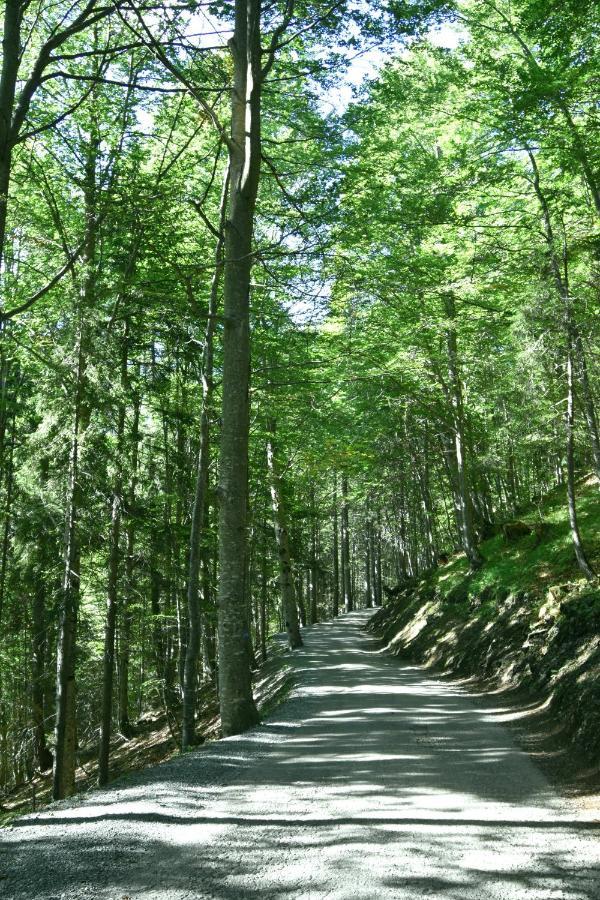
[
  {"xmin": 2, "ymin": 611, "xmax": 599, "ymax": 900},
  {"xmin": 0, "ymin": 650, "xmax": 292, "ymax": 827}
]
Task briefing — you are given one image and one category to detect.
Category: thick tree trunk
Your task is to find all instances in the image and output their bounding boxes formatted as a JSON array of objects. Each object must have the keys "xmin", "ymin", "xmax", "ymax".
[
  {"xmin": 216, "ymin": 0, "xmax": 262, "ymax": 736},
  {"xmin": 182, "ymin": 167, "xmax": 229, "ymax": 749},
  {"xmin": 266, "ymin": 418, "xmax": 302, "ymax": 649},
  {"xmin": 0, "ymin": 0, "xmax": 20, "ymax": 277}
]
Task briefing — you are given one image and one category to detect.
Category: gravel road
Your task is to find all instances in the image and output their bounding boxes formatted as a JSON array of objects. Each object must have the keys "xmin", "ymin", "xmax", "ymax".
[{"xmin": 2, "ymin": 610, "xmax": 599, "ymax": 900}]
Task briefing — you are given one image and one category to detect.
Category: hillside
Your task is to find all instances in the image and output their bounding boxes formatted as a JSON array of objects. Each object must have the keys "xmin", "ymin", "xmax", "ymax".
[{"xmin": 368, "ymin": 475, "xmax": 600, "ymax": 792}]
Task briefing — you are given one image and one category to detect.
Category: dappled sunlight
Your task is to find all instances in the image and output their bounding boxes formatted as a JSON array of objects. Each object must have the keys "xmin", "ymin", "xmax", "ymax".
[{"xmin": 3, "ymin": 611, "xmax": 598, "ymax": 899}]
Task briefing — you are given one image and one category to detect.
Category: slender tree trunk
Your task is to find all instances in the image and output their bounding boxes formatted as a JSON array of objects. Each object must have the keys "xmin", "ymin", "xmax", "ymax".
[
  {"xmin": 0, "ymin": 402, "xmax": 15, "ymax": 627},
  {"xmin": 182, "ymin": 167, "xmax": 229, "ymax": 748},
  {"xmin": 216, "ymin": 0, "xmax": 263, "ymax": 736},
  {"xmin": 259, "ymin": 546, "xmax": 268, "ymax": 662},
  {"xmin": 53, "ymin": 337, "xmax": 85, "ymax": 800},
  {"xmin": 296, "ymin": 569, "xmax": 306, "ymax": 626},
  {"xmin": 332, "ymin": 475, "xmax": 340, "ymax": 617},
  {"xmin": 53, "ymin": 131, "xmax": 97, "ymax": 800},
  {"xmin": 32, "ymin": 550, "xmax": 52, "ymax": 773},
  {"xmin": 368, "ymin": 517, "xmax": 377, "ymax": 606},
  {"xmin": 573, "ymin": 324, "xmax": 600, "ymax": 483},
  {"xmin": 341, "ymin": 475, "xmax": 353, "ymax": 612},
  {"xmin": 200, "ymin": 503, "xmax": 217, "ymax": 683},
  {"xmin": 375, "ymin": 512, "xmax": 383, "ymax": 606},
  {"xmin": 527, "ymin": 149, "xmax": 596, "ymax": 578},
  {"xmin": 309, "ymin": 491, "xmax": 319, "ymax": 624},
  {"xmin": 98, "ymin": 328, "xmax": 128, "ymax": 785},
  {"xmin": 266, "ymin": 418, "xmax": 302, "ymax": 649},
  {"xmin": 443, "ymin": 293, "xmax": 483, "ymax": 570},
  {"xmin": 565, "ymin": 340, "xmax": 595, "ymax": 580},
  {"xmin": 150, "ymin": 546, "xmax": 164, "ymax": 686},
  {"xmin": 364, "ymin": 537, "xmax": 372, "ymax": 608},
  {"xmin": 120, "ymin": 382, "xmax": 140, "ymax": 730}
]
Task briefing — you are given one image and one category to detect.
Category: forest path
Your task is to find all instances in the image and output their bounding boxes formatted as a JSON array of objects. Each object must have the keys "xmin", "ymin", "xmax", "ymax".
[{"xmin": 2, "ymin": 610, "xmax": 599, "ymax": 900}]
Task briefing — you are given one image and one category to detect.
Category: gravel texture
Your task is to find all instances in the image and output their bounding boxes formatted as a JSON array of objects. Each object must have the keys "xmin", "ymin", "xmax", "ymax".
[{"xmin": 1, "ymin": 610, "xmax": 599, "ymax": 899}]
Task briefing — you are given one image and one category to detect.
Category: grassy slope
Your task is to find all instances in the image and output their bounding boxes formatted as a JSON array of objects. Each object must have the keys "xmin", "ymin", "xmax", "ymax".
[{"xmin": 368, "ymin": 475, "xmax": 600, "ymax": 766}]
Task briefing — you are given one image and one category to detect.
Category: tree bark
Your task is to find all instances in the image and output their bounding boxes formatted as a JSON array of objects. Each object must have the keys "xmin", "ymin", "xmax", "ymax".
[
  {"xmin": 216, "ymin": 0, "xmax": 263, "ymax": 736},
  {"xmin": 0, "ymin": 0, "xmax": 20, "ymax": 277},
  {"xmin": 182, "ymin": 166, "xmax": 229, "ymax": 749}
]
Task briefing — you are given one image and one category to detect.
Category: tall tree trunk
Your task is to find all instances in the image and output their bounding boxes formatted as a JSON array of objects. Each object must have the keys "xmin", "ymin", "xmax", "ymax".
[
  {"xmin": 443, "ymin": 293, "xmax": 483, "ymax": 570},
  {"xmin": 341, "ymin": 474, "xmax": 352, "ymax": 612},
  {"xmin": 375, "ymin": 513, "xmax": 383, "ymax": 606},
  {"xmin": 332, "ymin": 475, "xmax": 340, "ymax": 617},
  {"xmin": 364, "ymin": 536, "xmax": 372, "ymax": 608},
  {"xmin": 53, "ymin": 336, "xmax": 85, "ymax": 800},
  {"xmin": 368, "ymin": 516, "xmax": 377, "ymax": 606},
  {"xmin": 309, "ymin": 493, "xmax": 318, "ymax": 624},
  {"xmin": 118, "ymin": 380, "xmax": 140, "ymax": 737},
  {"xmin": 527, "ymin": 149, "xmax": 596, "ymax": 579},
  {"xmin": 216, "ymin": 0, "xmax": 263, "ymax": 736},
  {"xmin": 53, "ymin": 131, "xmax": 97, "ymax": 800},
  {"xmin": 266, "ymin": 418, "xmax": 302, "ymax": 649},
  {"xmin": 182, "ymin": 166, "xmax": 229, "ymax": 749},
  {"xmin": 98, "ymin": 327, "xmax": 128, "ymax": 785},
  {"xmin": 0, "ymin": 0, "xmax": 20, "ymax": 277}
]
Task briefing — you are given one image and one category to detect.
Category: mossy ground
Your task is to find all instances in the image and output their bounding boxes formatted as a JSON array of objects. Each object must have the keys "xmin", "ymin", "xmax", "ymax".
[{"xmin": 369, "ymin": 474, "xmax": 600, "ymax": 796}]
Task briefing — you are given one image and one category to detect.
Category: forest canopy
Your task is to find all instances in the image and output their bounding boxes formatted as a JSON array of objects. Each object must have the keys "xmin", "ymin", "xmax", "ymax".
[{"xmin": 0, "ymin": 0, "xmax": 598, "ymax": 801}]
